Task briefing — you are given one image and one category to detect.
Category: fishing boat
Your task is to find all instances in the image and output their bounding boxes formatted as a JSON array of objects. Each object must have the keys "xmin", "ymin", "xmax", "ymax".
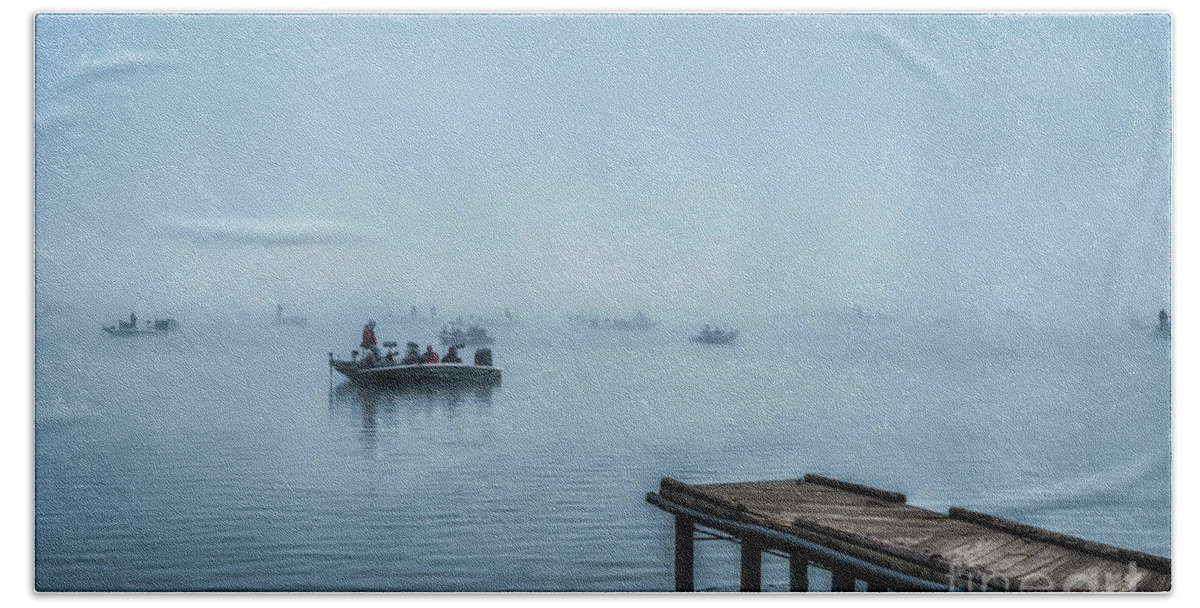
[
  {"xmin": 589, "ymin": 311, "xmax": 657, "ymax": 331},
  {"xmin": 329, "ymin": 346, "xmax": 501, "ymax": 387},
  {"xmin": 690, "ymin": 326, "xmax": 739, "ymax": 345},
  {"xmin": 102, "ymin": 315, "xmax": 177, "ymax": 336}
]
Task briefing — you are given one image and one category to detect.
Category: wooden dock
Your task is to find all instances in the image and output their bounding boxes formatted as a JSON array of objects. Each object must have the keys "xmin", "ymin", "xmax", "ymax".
[{"xmin": 646, "ymin": 474, "xmax": 1170, "ymax": 592}]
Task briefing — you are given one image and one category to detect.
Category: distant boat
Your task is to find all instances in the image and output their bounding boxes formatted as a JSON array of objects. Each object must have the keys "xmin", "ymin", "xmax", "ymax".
[
  {"xmin": 396, "ymin": 305, "xmax": 440, "ymax": 324},
  {"xmin": 273, "ymin": 305, "xmax": 308, "ymax": 327},
  {"xmin": 590, "ymin": 311, "xmax": 657, "ymax": 331},
  {"xmin": 103, "ymin": 315, "xmax": 177, "ymax": 336},
  {"xmin": 330, "ymin": 348, "xmax": 501, "ymax": 387},
  {"xmin": 1132, "ymin": 310, "xmax": 1172, "ymax": 338},
  {"xmin": 690, "ymin": 326, "xmax": 738, "ymax": 345}
]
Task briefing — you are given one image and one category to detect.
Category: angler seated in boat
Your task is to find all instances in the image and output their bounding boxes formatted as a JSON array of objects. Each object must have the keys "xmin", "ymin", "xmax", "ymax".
[
  {"xmin": 420, "ymin": 345, "xmax": 440, "ymax": 363},
  {"xmin": 400, "ymin": 342, "xmax": 421, "ymax": 364}
]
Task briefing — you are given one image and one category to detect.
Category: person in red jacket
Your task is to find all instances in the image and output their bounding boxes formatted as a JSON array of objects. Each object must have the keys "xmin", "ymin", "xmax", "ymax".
[
  {"xmin": 421, "ymin": 344, "xmax": 440, "ymax": 364},
  {"xmin": 360, "ymin": 320, "xmax": 380, "ymax": 360}
]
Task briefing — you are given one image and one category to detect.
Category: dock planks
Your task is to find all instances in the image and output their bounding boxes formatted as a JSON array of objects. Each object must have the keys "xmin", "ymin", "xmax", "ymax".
[{"xmin": 650, "ymin": 474, "xmax": 1169, "ymax": 592}]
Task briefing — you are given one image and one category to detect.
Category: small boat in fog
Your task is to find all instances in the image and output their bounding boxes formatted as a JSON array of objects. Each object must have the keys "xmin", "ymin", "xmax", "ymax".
[
  {"xmin": 102, "ymin": 314, "xmax": 177, "ymax": 336},
  {"xmin": 330, "ymin": 346, "xmax": 501, "ymax": 387},
  {"xmin": 589, "ymin": 311, "xmax": 657, "ymax": 331},
  {"xmin": 1131, "ymin": 309, "xmax": 1171, "ymax": 339},
  {"xmin": 690, "ymin": 325, "xmax": 738, "ymax": 345},
  {"xmin": 273, "ymin": 305, "xmax": 308, "ymax": 327}
]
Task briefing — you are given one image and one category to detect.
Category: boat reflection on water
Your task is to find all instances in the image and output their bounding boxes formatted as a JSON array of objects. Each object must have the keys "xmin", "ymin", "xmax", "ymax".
[{"xmin": 328, "ymin": 380, "xmax": 494, "ymax": 438}]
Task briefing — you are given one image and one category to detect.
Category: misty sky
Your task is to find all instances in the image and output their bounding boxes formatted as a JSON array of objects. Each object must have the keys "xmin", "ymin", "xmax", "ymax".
[{"xmin": 33, "ymin": 13, "xmax": 1171, "ymax": 324}]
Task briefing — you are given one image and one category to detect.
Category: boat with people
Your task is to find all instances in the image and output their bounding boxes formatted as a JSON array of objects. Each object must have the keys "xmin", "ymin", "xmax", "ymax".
[
  {"xmin": 690, "ymin": 324, "xmax": 739, "ymax": 345},
  {"xmin": 102, "ymin": 313, "xmax": 178, "ymax": 336},
  {"xmin": 330, "ymin": 341, "xmax": 501, "ymax": 387},
  {"xmin": 439, "ymin": 321, "xmax": 495, "ymax": 346}
]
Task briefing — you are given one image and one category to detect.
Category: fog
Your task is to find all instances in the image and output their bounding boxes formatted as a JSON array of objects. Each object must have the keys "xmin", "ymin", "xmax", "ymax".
[{"xmin": 34, "ymin": 14, "xmax": 1170, "ymax": 329}]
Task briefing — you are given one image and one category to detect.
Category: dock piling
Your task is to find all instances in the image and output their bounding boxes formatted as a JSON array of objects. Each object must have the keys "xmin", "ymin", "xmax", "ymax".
[
  {"xmin": 674, "ymin": 516, "xmax": 694, "ymax": 592},
  {"xmin": 788, "ymin": 553, "xmax": 809, "ymax": 591},
  {"xmin": 831, "ymin": 569, "xmax": 856, "ymax": 592},
  {"xmin": 739, "ymin": 539, "xmax": 762, "ymax": 592}
]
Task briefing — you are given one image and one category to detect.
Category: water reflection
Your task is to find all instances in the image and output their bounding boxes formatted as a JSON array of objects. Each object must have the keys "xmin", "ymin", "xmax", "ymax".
[{"xmin": 329, "ymin": 381, "xmax": 494, "ymax": 438}]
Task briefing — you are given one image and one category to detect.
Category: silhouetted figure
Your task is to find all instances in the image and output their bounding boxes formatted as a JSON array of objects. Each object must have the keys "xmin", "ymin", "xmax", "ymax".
[
  {"xmin": 421, "ymin": 345, "xmax": 440, "ymax": 364},
  {"xmin": 443, "ymin": 345, "xmax": 462, "ymax": 363},
  {"xmin": 401, "ymin": 342, "xmax": 421, "ymax": 365},
  {"xmin": 129, "ymin": 312, "xmax": 137, "ymax": 329}
]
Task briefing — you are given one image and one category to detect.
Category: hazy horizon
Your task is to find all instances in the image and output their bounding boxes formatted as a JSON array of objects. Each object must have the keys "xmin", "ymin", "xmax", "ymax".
[{"xmin": 34, "ymin": 13, "xmax": 1171, "ymax": 329}]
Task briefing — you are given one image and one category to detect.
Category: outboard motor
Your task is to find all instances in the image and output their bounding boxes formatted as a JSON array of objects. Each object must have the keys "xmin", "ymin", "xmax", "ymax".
[{"xmin": 474, "ymin": 348, "xmax": 493, "ymax": 366}]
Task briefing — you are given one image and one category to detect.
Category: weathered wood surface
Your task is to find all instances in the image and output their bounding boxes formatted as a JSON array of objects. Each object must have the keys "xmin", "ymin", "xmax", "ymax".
[{"xmin": 659, "ymin": 475, "xmax": 1169, "ymax": 592}]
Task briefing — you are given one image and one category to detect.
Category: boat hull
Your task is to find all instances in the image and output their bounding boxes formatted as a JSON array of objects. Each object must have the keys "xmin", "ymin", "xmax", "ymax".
[
  {"xmin": 103, "ymin": 326, "xmax": 165, "ymax": 337},
  {"xmin": 690, "ymin": 331, "xmax": 739, "ymax": 345},
  {"xmin": 331, "ymin": 361, "xmax": 502, "ymax": 386}
]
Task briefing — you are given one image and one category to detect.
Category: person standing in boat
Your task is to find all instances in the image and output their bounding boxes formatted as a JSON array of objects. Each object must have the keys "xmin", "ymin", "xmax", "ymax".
[
  {"xmin": 443, "ymin": 345, "xmax": 462, "ymax": 363},
  {"xmin": 130, "ymin": 312, "xmax": 137, "ymax": 329},
  {"xmin": 360, "ymin": 320, "xmax": 380, "ymax": 359}
]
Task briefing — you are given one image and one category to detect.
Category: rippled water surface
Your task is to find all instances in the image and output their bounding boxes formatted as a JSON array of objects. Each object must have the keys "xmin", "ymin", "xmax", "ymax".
[{"xmin": 34, "ymin": 310, "xmax": 1170, "ymax": 591}]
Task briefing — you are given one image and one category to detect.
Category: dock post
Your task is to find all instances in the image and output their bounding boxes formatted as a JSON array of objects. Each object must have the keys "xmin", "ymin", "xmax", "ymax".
[
  {"xmin": 831, "ymin": 568, "xmax": 856, "ymax": 592},
  {"xmin": 789, "ymin": 552, "xmax": 809, "ymax": 592},
  {"xmin": 740, "ymin": 539, "xmax": 762, "ymax": 592},
  {"xmin": 674, "ymin": 516, "xmax": 694, "ymax": 592}
]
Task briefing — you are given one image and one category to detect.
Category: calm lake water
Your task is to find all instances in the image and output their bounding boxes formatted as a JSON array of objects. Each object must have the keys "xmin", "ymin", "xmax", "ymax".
[{"xmin": 34, "ymin": 308, "xmax": 1170, "ymax": 591}]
